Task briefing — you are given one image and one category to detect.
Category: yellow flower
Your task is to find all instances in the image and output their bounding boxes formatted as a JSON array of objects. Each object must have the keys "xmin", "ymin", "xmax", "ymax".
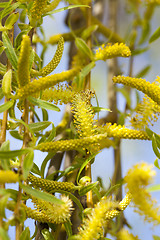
[
  {"xmin": 16, "ymin": 68, "xmax": 79, "ymax": 99},
  {"xmin": 17, "ymin": 35, "xmax": 31, "ymax": 88},
  {"xmin": 95, "ymin": 43, "xmax": 131, "ymax": 61},
  {"xmin": 27, "ymin": 174, "xmax": 77, "ymax": 193},
  {"xmin": 130, "ymin": 95, "xmax": 160, "ymax": 130},
  {"xmin": 31, "ymin": 195, "xmax": 73, "ymax": 224},
  {"xmin": 35, "ymin": 133, "xmax": 107, "ymax": 152},
  {"xmin": 100, "ymin": 123, "xmax": 150, "ymax": 140},
  {"xmin": 125, "ymin": 162, "xmax": 160, "ymax": 224},
  {"xmin": 0, "ymin": 170, "xmax": 18, "ymax": 184},
  {"xmin": 39, "ymin": 37, "xmax": 64, "ymax": 77},
  {"xmin": 78, "ymin": 198, "xmax": 118, "ymax": 240},
  {"xmin": 41, "ymin": 85, "xmax": 74, "ymax": 104},
  {"xmin": 117, "ymin": 229, "xmax": 140, "ymax": 240},
  {"xmin": 30, "ymin": 0, "xmax": 48, "ymax": 21},
  {"xmin": 71, "ymin": 91, "xmax": 96, "ymax": 138},
  {"xmin": 113, "ymin": 75, "xmax": 160, "ymax": 106}
]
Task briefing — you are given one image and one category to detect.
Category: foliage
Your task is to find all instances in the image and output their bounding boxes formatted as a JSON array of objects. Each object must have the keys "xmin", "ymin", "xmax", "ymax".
[{"xmin": 0, "ymin": 0, "xmax": 160, "ymax": 239}]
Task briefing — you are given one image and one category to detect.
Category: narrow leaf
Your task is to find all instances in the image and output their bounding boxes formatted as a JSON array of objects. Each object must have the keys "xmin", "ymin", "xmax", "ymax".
[
  {"xmin": 0, "ymin": 148, "xmax": 31, "ymax": 159},
  {"xmin": 149, "ymin": 27, "xmax": 160, "ymax": 43},
  {"xmin": 75, "ymin": 37, "xmax": 93, "ymax": 60},
  {"xmin": 0, "ymin": 140, "xmax": 10, "ymax": 170},
  {"xmin": 0, "ymin": 100, "xmax": 14, "ymax": 113},
  {"xmin": 45, "ymin": 4, "xmax": 90, "ymax": 15},
  {"xmin": 42, "ymin": 229, "xmax": 55, "ymax": 240},
  {"xmin": 23, "ymin": 150, "xmax": 34, "ymax": 180},
  {"xmin": 79, "ymin": 182, "xmax": 98, "ymax": 196},
  {"xmin": 5, "ymin": 12, "xmax": 19, "ymax": 29},
  {"xmin": 135, "ymin": 65, "xmax": 151, "ymax": 78},
  {"xmin": 45, "ymin": 124, "xmax": 56, "ymax": 143},
  {"xmin": 0, "ymin": 228, "xmax": 10, "ymax": 240},
  {"xmin": 2, "ymin": 32, "xmax": 18, "ymax": 70},
  {"xmin": 31, "ymin": 162, "xmax": 41, "ymax": 176},
  {"xmin": 21, "ymin": 184, "xmax": 63, "ymax": 205},
  {"xmin": 40, "ymin": 152, "xmax": 56, "ymax": 178},
  {"xmin": 64, "ymin": 221, "xmax": 72, "ymax": 237},
  {"xmin": 20, "ymin": 227, "xmax": 31, "ymax": 240},
  {"xmin": 154, "ymin": 158, "xmax": 160, "ymax": 169},
  {"xmin": 10, "ymin": 130, "xmax": 23, "ymax": 140},
  {"xmin": 152, "ymin": 134, "xmax": 160, "ymax": 159},
  {"xmin": 28, "ymin": 121, "xmax": 51, "ymax": 132},
  {"xmin": 28, "ymin": 96, "xmax": 60, "ymax": 112},
  {"xmin": 2, "ymin": 69, "xmax": 12, "ymax": 97}
]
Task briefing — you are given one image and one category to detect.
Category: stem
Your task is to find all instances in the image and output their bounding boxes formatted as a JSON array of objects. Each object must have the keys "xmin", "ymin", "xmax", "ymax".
[
  {"xmin": 15, "ymin": 99, "xmax": 29, "ymax": 238},
  {"xmin": 84, "ymin": 2, "xmax": 93, "ymax": 208}
]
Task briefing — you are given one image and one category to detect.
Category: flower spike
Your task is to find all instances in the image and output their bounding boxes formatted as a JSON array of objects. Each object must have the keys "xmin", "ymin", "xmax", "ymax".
[
  {"xmin": 40, "ymin": 37, "xmax": 64, "ymax": 77},
  {"xmin": 17, "ymin": 35, "xmax": 31, "ymax": 88}
]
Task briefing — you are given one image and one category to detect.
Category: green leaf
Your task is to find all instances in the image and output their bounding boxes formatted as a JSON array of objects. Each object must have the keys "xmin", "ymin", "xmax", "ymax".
[
  {"xmin": 75, "ymin": 37, "xmax": 93, "ymax": 60},
  {"xmin": 154, "ymin": 133, "xmax": 160, "ymax": 149},
  {"xmin": 5, "ymin": 12, "xmax": 19, "ymax": 30},
  {"xmin": 0, "ymin": 228, "xmax": 10, "ymax": 240},
  {"xmin": 154, "ymin": 158, "xmax": 160, "ymax": 169},
  {"xmin": 0, "ymin": 140, "xmax": 10, "ymax": 170},
  {"xmin": 28, "ymin": 96, "xmax": 60, "ymax": 112},
  {"xmin": 77, "ymin": 153, "xmax": 96, "ymax": 184},
  {"xmin": 2, "ymin": 69, "xmax": 12, "ymax": 97},
  {"xmin": 149, "ymin": 27, "xmax": 160, "ymax": 43},
  {"xmin": 68, "ymin": 236, "xmax": 81, "ymax": 240},
  {"xmin": 0, "ymin": 194, "xmax": 10, "ymax": 218},
  {"xmin": 45, "ymin": 4, "xmax": 90, "ymax": 15},
  {"xmin": 81, "ymin": 25, "xmax": 98, "ymax": 40},
  {"xmin": 153, "ymin": 236, "xmax": 160, "ymax": 240},
  {"xmin": 2, "ymin": 32, "xmax": 18, "ymax": 70},
  {"xmin": 0, "ymin": 148, "xmax": 31, "ymax": 159},
  {"xmin": 10, "ymin": 130, "xmax": 23, "ymax": 140},
  {"xmin": 21, "ymin": 184, "xmax": 63, "ymax": 205},
  {"xmin": 92, "ymin": 106, "xmax": 111, "ymax": 113},
  {"xmin": 79, "ymin": 182, "xmax": 99, "ymax": 196},
  {"xmin": 20, "ymin": 227, "xmax": 31, "ymax": 240},
  {"xmin": 0, "ymin": 62, "xmax": 7, "ymax": 76},
  {"xmin": 145, "ymin": 127, "xmax": 153, "ymax": 139},
  {"xmin": 28, "ymin": 121, "xmax": 51, "ymax": 132},
  {"xmin": 131, "ymin": 47, "xmax": 148, "ymax": 56},
  {"xmin": 40, "ymin": 152, "xmax": 56, "ymax": 178},
  {"xmin": 152, "ymin": 134, "xmax": 160, "ymax": 159},
  {"xmin": 42, "ymin": 108, "xmax": 48, "ymax": 121},
  {"xmin": 104, "ymin": 183, "xmax": 122, "ymax": 197},
  {"xmin": 41, "ymin": 229, "xmax": 55, "ymax": 240},
  {"xmin": 64, "ymin": 221, "xmax": 72, "ymax": 237},
  {"xmin": 0, "ymin": 189, "xmax": 18, "ymax": 201},
  {"xmin": 147, "ymin": 184, "xmax": 160, "ymax": 192},
  {"xmin": 45, "ymin": 124, "xmax": 56, "ymax": 142},
  {"xmin": 135, "ymin": 65, "xmax": 151, "ymax": 78},
  {"xmin": 23, "ymin": 150, "xmax": 34, "ymax": 180},
  {"xmin": 0, "ymin": 100, "xmax": 14, "ymax": 113},
  {"xmin": 0, "ymin": 1, "xmax": 20, "ymax": 20},
  {"xmin": 31, "ymin": 162, "xmax": 41, "ymax": 176}
]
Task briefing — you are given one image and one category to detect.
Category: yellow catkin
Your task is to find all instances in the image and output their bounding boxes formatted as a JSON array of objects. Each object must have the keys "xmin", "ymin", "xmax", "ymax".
[
  {"xmin": 78, "ymin": 198, "xmax": 118, "ymax": 240},
  {"xmin": 35, "ymin": 133, "xmax": 107, "ymax": 152},
  {"xmin": 95, "ymin": 43, "xmax": 131, "ymax": 61},
  {"xmin": 17, "ymin": 35, "xmax": 31, "ymax": 88},
  {"xmin": 27, "ymin": 174, "xmax": 76, "ymax": 193},
  {"xmin": 100, "ymin": 123, "xmax": 150, "ymax": 140},
  {"xmin": 105, "ymin": 193, "xmax": 132, "ymax": 220},
  {"xmin": 71, "ymin": 92, "xmax": 96, "ymax": 138},
  {"xmin": 31, "ymin": 195, "xmax": 73, "ymax": 224},
  {"xmin": 41, "ymin": 86, "xmax": 74, "ymax": 104},
  {"xmin": 0, "ymin": 170, "xmax": 18, "ymax": 184},
  {"xmin": 113, "ymin": 75, "xmax": 160, "ymax": 105},
  {"xmin": 15, "ymin": 68, "xmax": 79, "ymax": 99},
  {"xmin": 7, "ymin": 195, "xmax": 73, "ymax": 224},
  {"xmin": 125, "ymin": 162, "xmax": 160, "ymax": 224},
  {"xmin": 30, "ymin": 0, "xmax": 48, "ymax": 21},
  {"xmin": 117, "ymin": 229, "xmax": 140, "ymax": 240},
  {"xmin": 40, "ymin": 37, "xmax": 64, "ymax": 77},
  {"xmin": 130, "ymin": 95, "xmax": 160, "ymax": 130}
]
